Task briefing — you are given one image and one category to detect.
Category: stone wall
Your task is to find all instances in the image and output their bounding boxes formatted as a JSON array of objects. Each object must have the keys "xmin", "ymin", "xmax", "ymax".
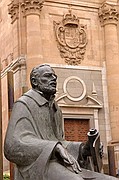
[{"xmin": 1, "ymin": 0, "xmax": 119, "ymax": 172}]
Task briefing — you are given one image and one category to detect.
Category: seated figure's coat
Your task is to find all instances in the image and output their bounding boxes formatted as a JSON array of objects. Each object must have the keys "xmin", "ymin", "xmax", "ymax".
[{"xmin": 4, "ymin": 89, "xmax": 118, "ymax": 180}]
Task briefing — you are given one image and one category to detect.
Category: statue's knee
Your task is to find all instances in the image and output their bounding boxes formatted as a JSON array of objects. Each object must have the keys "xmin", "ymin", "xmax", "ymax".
[
  {"xmin": 74, "ymin": 175, "xmax": 84, "ymax": 180},
  {"xmin": 66, "ymin": 173, "xmax": 84, "ymax": 180}
]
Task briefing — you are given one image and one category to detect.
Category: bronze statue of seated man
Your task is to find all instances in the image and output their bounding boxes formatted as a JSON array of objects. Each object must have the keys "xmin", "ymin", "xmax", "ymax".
[{"xmin": 4, "ymin": 64, "xmax": 118, "ymax": 180}]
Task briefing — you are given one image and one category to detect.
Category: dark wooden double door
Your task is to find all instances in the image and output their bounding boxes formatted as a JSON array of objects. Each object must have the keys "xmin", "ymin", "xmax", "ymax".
[{"xmin": 64, "ymin": 118, "xmax": 89, "ymax": 142}]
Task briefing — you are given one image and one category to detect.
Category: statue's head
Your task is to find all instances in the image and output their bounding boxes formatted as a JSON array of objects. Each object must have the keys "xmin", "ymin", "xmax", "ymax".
[{"xmin": 30, "ymin": 64, "xmax": 57, "ymax": 97}]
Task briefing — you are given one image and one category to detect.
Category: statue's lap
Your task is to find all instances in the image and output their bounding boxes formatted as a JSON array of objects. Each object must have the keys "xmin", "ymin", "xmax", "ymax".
[{"xmin": 47, "ymin": 160, "xmax": 118, "ymax": 180}]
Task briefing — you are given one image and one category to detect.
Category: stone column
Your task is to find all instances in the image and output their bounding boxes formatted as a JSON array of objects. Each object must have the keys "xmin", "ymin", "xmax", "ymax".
[
  {"xmin": 8, "ymin": 1, "xmax": 27, "ymax": 98},
  {"xmin": 99, "ymin": 2, "xmax": 119, "ymax": 140},
  {"xmin": 21, "ymin": 0, "xmax": 44, "ymax": 82}
]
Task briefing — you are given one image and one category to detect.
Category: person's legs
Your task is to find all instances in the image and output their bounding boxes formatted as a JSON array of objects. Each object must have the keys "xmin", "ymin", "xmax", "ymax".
[
  {"xmin": 47, "ymin": 161, "xmax": 118, "ymax": 180},
  {"xmin": 81, "ymin": 168, "xmax": 118, "ymax": 180},
  {"xmin": 47, "ymin": 160, "xmax": 83, "ymax": 180}
]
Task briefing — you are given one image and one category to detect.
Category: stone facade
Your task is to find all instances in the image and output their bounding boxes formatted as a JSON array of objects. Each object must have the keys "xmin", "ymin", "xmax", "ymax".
[{"xmin": 1, "ymin": 0, "xmax": 119, "ymax": 173}]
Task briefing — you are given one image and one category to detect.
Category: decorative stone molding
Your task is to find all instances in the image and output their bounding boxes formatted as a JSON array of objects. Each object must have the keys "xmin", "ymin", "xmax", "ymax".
[
  {"xmin": 21, "ymin": 0, "xmax": 44, "ymax": 17},
  {"xmin": 56, "ymin": 76, "xmax": 86, "ymax": 102},
  {"xmin": 8, "ymin": 0, "xmax": 44, "ymax": 23},
  {"xmin": 86, "ymin": 82, "xmax": 103, "ymax": 107},
  {"xmin": 12, "ymin": 55, "xmax": 26, "ymax": 71},
  {"xmin": 63, "ymin": 76, "xmax": 86, "ymax": 102},
  {"xmin": 1, "ymin": 53, "xmax": 14, "ymax": 70},
  {"xmin": 86, "ymin": 96, "xmax": 103, "ymax": 108},
  {"xmin": 99, "ymin": 2, "xmax": 119, "ymax": 26},
  {"xmin": 8, "ymin": 0, "xmax": 19, "ymax": 23},
  {"xmin": 1, "ymin": 55, "xmax": 26, "ymax": 77},
  {"xmin": 54, "ymin": 10, "xmax": 87, "ymax": 65},
  {"xmin": 56, "ymin": 78, "xmax": 103, "ymax": 109}
]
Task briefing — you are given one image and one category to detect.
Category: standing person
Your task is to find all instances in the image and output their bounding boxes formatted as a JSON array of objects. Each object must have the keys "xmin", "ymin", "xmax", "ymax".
[{"xmin": 4, "ymin": 64, "xmax": 117, "ymax": 180}]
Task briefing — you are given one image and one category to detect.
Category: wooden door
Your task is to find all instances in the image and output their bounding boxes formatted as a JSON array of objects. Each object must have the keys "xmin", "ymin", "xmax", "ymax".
[{"xmin": 64, "ymin": 118, "xmax": 89, "ymax": 142}]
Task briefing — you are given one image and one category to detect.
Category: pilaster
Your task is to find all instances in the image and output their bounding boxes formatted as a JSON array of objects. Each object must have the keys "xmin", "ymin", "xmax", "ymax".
[
  {"xmin": 8, "ymin": 0, "xmax": 44, "ymax": 87},
  {"xmin": 21, "ymin": 0, "xmax": 44, "ymax": 17},
  {"xmin": 99, "ymin": 2, "xmax": 119, "ymax": 140},
  {"xmin": 99, "ymin": 2, "xmax": 119, "ymax": 26}
]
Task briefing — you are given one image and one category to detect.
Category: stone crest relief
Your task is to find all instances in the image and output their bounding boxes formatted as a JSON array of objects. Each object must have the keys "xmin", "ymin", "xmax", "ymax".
[{"xmin": 54, "ymin": 11, "xmax": 87, "ymax": 65}]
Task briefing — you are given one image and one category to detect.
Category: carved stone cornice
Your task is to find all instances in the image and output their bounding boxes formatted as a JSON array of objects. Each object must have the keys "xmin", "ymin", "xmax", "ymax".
[
  {"xmin": 8, "ymin": 0, "xmax": 44, "ymax": 23},
  {"xmin": 1, "ymin": 55, "xmax": 26, "ymax": 77},
  {"xmin": 21, "ymin": 0, "xmax": 44, "ymax": 17},
  {"xmin": 1, "ymin": 53, "xmax": 14, "ymax": 70},
  {"xmin": 8, "ymin": 0, "xmax": 19, "ymax": 24},
  {"xmin": 99, "ymin": 3, "xmax": 119, "ymax": 26}
]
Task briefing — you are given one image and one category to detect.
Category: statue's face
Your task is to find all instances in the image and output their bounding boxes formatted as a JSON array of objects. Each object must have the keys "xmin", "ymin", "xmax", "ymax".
[{"xmin": 36, "ymin": 66, "xmax": 57, "ymax": 95}]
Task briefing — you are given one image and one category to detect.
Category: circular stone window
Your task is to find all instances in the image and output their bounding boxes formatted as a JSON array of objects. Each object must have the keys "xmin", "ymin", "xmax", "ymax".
[{"xmin": 63, "ymin": 76, "xmax": 86, "ymax": 101}]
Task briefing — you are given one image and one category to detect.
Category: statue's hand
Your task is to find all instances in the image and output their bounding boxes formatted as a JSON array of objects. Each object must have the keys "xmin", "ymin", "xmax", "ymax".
[{"xmin": 55, "ymin": 143, "xmax": 81, "ymax": 173}]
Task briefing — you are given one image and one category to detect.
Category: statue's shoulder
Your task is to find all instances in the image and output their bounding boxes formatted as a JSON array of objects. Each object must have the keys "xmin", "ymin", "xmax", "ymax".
[
  {"xmin": 16, "ymin": 89, "xmax": 47, "ymax": 107},
  {"xmin": 16, "ymin": 89, "xmax": 35, "ymax": 104}
]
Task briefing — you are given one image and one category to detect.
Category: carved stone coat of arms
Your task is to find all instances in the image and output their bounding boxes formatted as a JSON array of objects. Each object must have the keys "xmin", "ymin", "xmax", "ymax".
[{"xmin": 54, "ymin": 11, "xmax": 87, "ymax": 65}]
